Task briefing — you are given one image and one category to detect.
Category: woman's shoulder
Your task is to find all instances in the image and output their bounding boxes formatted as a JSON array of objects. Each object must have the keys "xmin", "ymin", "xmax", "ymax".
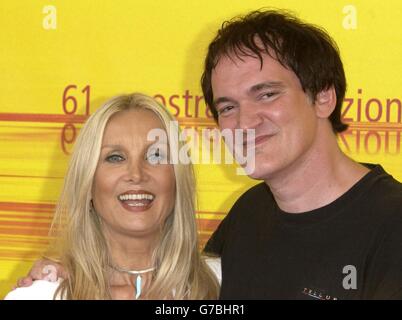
[
  {"xmin": 4, "ymin": 279, "xmax": 63, "ymax": 300},
  {"xmin": 204, "ymin": 256, "xmax": 222, "ymax": 284}
]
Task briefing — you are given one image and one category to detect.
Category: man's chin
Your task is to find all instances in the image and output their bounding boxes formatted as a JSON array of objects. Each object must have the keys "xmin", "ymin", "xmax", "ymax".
[
  {"xmin": 242, "ymin": 167, "xmax": 266, "ymax": 180},
  {"xmin": 242, "ymin": 164, "xmax": 278, "ymax": 181}
]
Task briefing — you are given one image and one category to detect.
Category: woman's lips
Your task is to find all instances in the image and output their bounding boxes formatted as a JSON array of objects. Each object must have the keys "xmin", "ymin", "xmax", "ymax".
[
  {"xmin": 117, "ymin": 190, "xmax": 155, "ymax": 213},
  {"xmin": 119, "ymin": 199, "xmax": 154, "ymax": 213}
]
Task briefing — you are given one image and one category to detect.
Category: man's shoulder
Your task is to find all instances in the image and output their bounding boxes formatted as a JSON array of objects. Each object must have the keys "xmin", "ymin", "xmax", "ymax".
[
  {"xmin": 363, "ymin": 164, "xmax": 402, "ymax": 211},
  {"xmin": 203, "ymin": 184, "xmax": 270, "ymax": 254},
  {"xmin": 4, "ymin": 280, "xmax": 62, "ymax": 300},
  {"xmin": 222, "ymin": 182, "xmax": 274, "ymax": 223},
  {"xmin": 235, "ymin": 182, "xmax": 272, "ymax": 204},
  {"xmin": 355, "ymin": 165, "xmax": 402, "ymax": 232}
]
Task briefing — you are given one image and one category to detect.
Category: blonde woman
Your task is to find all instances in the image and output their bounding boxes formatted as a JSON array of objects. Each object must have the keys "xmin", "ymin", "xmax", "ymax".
[{"xmin": 5, "ymin": 93, "xmax": 220, "ymax": 300}]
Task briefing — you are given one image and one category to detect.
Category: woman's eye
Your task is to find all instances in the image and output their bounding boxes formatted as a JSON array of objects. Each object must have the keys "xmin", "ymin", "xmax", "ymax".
[
  {"xmin": 146, "ymin": 148, "xmax": 166, "ymax": 164},
  {"xmin": 105, "ymin": 154, "xmax": 124, "ymax": 163}
]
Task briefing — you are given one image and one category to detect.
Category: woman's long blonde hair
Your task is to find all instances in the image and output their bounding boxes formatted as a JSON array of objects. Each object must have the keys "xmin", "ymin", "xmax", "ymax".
[{"xmin": 50, "ymin": 93, "xmax": 219, "ymax": 299}]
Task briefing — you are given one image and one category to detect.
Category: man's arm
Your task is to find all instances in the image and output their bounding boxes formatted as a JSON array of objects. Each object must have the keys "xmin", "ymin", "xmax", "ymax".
[{"xmin": 15, "ymin": 258, "xmax": 67, "ymax": 288}]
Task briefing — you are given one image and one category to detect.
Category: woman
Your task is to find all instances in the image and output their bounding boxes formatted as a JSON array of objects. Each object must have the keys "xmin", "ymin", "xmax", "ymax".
[{"xmin": 5, "ymin": 93, "xmax": 220, "ymax": 300}]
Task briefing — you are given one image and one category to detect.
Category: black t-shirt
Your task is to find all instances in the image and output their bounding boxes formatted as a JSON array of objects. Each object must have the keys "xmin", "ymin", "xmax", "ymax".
[{"xmin": 204, "ymin": 164, "xmax": 402, "ymax": 299}]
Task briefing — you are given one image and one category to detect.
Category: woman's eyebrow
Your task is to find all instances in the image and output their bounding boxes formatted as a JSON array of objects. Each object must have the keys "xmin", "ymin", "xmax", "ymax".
[{"xmin": 101, "ymin": 144, "xmax": 122, "ymax": 150}]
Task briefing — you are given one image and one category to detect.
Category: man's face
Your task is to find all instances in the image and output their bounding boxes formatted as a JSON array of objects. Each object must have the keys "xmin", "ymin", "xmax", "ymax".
[{"xmin": 211, "ymin": 53, "xmax": 319, "ymax": 181}]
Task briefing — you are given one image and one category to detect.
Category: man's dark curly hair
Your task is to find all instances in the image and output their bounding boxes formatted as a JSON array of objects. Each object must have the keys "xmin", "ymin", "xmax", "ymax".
[{"xmin": 201, "ymin": 9, "xmax": 348, "ymax": 133}]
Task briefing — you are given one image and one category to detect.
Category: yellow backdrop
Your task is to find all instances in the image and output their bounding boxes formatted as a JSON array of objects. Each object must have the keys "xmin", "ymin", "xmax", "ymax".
[{"xmin": 0, "ymin": 0, "xmax": 401, "ymax": 298}]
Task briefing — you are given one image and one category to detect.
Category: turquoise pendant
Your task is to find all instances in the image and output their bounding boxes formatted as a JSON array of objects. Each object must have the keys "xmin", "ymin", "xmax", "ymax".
[{"xmin": 135, "ymin": 275, "xmax": 142, "ymax": 299}]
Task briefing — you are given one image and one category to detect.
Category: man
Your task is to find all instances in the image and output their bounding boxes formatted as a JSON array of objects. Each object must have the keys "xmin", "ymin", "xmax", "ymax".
[{"xmin": 201, "ymin": 10, "xmax": 402, "ymax": 299}]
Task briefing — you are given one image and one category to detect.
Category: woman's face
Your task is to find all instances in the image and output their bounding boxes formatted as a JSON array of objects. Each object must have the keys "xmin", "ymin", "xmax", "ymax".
[{"xmin": 92, "ymin": 109, "xmax": 176, "ymax": 240}]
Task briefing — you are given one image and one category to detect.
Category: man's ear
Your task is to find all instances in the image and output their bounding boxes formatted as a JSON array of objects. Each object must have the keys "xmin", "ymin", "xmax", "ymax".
[{"xmin": 314, "ymin": 86, "xmax": 337, "ymax": 119}]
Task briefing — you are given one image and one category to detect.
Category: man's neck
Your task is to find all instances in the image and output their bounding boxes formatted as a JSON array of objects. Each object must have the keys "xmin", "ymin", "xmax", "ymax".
[{"xmin": 266, "ymin": 134, "xmax": 370, "ymax": 214}]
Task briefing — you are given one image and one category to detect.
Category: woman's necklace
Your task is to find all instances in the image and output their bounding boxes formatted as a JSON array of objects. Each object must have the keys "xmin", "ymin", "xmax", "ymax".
[{"xmin": 110, "ymin": 265, "xmax": 155, "ymax": 299}]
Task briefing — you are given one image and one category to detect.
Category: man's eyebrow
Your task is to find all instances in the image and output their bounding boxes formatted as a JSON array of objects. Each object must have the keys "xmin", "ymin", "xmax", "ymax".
[
  {"xmin": 248, "ymin": 81, "xmax": 285, "ymax": 94},
  {"xmin": 213, "ymin": 81, "xmax": 285, "ymax": 107},
  {"xmin": 213, "ymin": 97, "xmax": 237, "ymax": 108}
]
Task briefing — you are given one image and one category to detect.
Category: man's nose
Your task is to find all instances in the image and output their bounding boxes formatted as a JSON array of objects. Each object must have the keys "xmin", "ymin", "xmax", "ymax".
[{"xmin": 238, "ymin": 103, "xmax": 263, "ymax": 130}]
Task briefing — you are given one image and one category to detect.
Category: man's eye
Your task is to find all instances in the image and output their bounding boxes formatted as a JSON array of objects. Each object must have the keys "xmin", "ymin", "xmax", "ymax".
[
  {"xmin": 218, "ymin": 105, "xmax": 234, "ymax": 115},
  {"xmin": 106, "ymin": 154, "xmax": 124, "ymax": 163},
  {"xmin": 260, "ymin": 92, "xmax": 278, "ymax": 99}
]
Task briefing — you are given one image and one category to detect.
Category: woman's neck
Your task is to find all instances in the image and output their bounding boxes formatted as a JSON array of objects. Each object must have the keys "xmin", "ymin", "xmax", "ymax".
[
  {"xmin": 102, "ymin": 231, "xmax": 157, "ymax": 299},
  {"xmin": 104, "ymin": 229, "xmax": 156, "ymax": 269}
]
